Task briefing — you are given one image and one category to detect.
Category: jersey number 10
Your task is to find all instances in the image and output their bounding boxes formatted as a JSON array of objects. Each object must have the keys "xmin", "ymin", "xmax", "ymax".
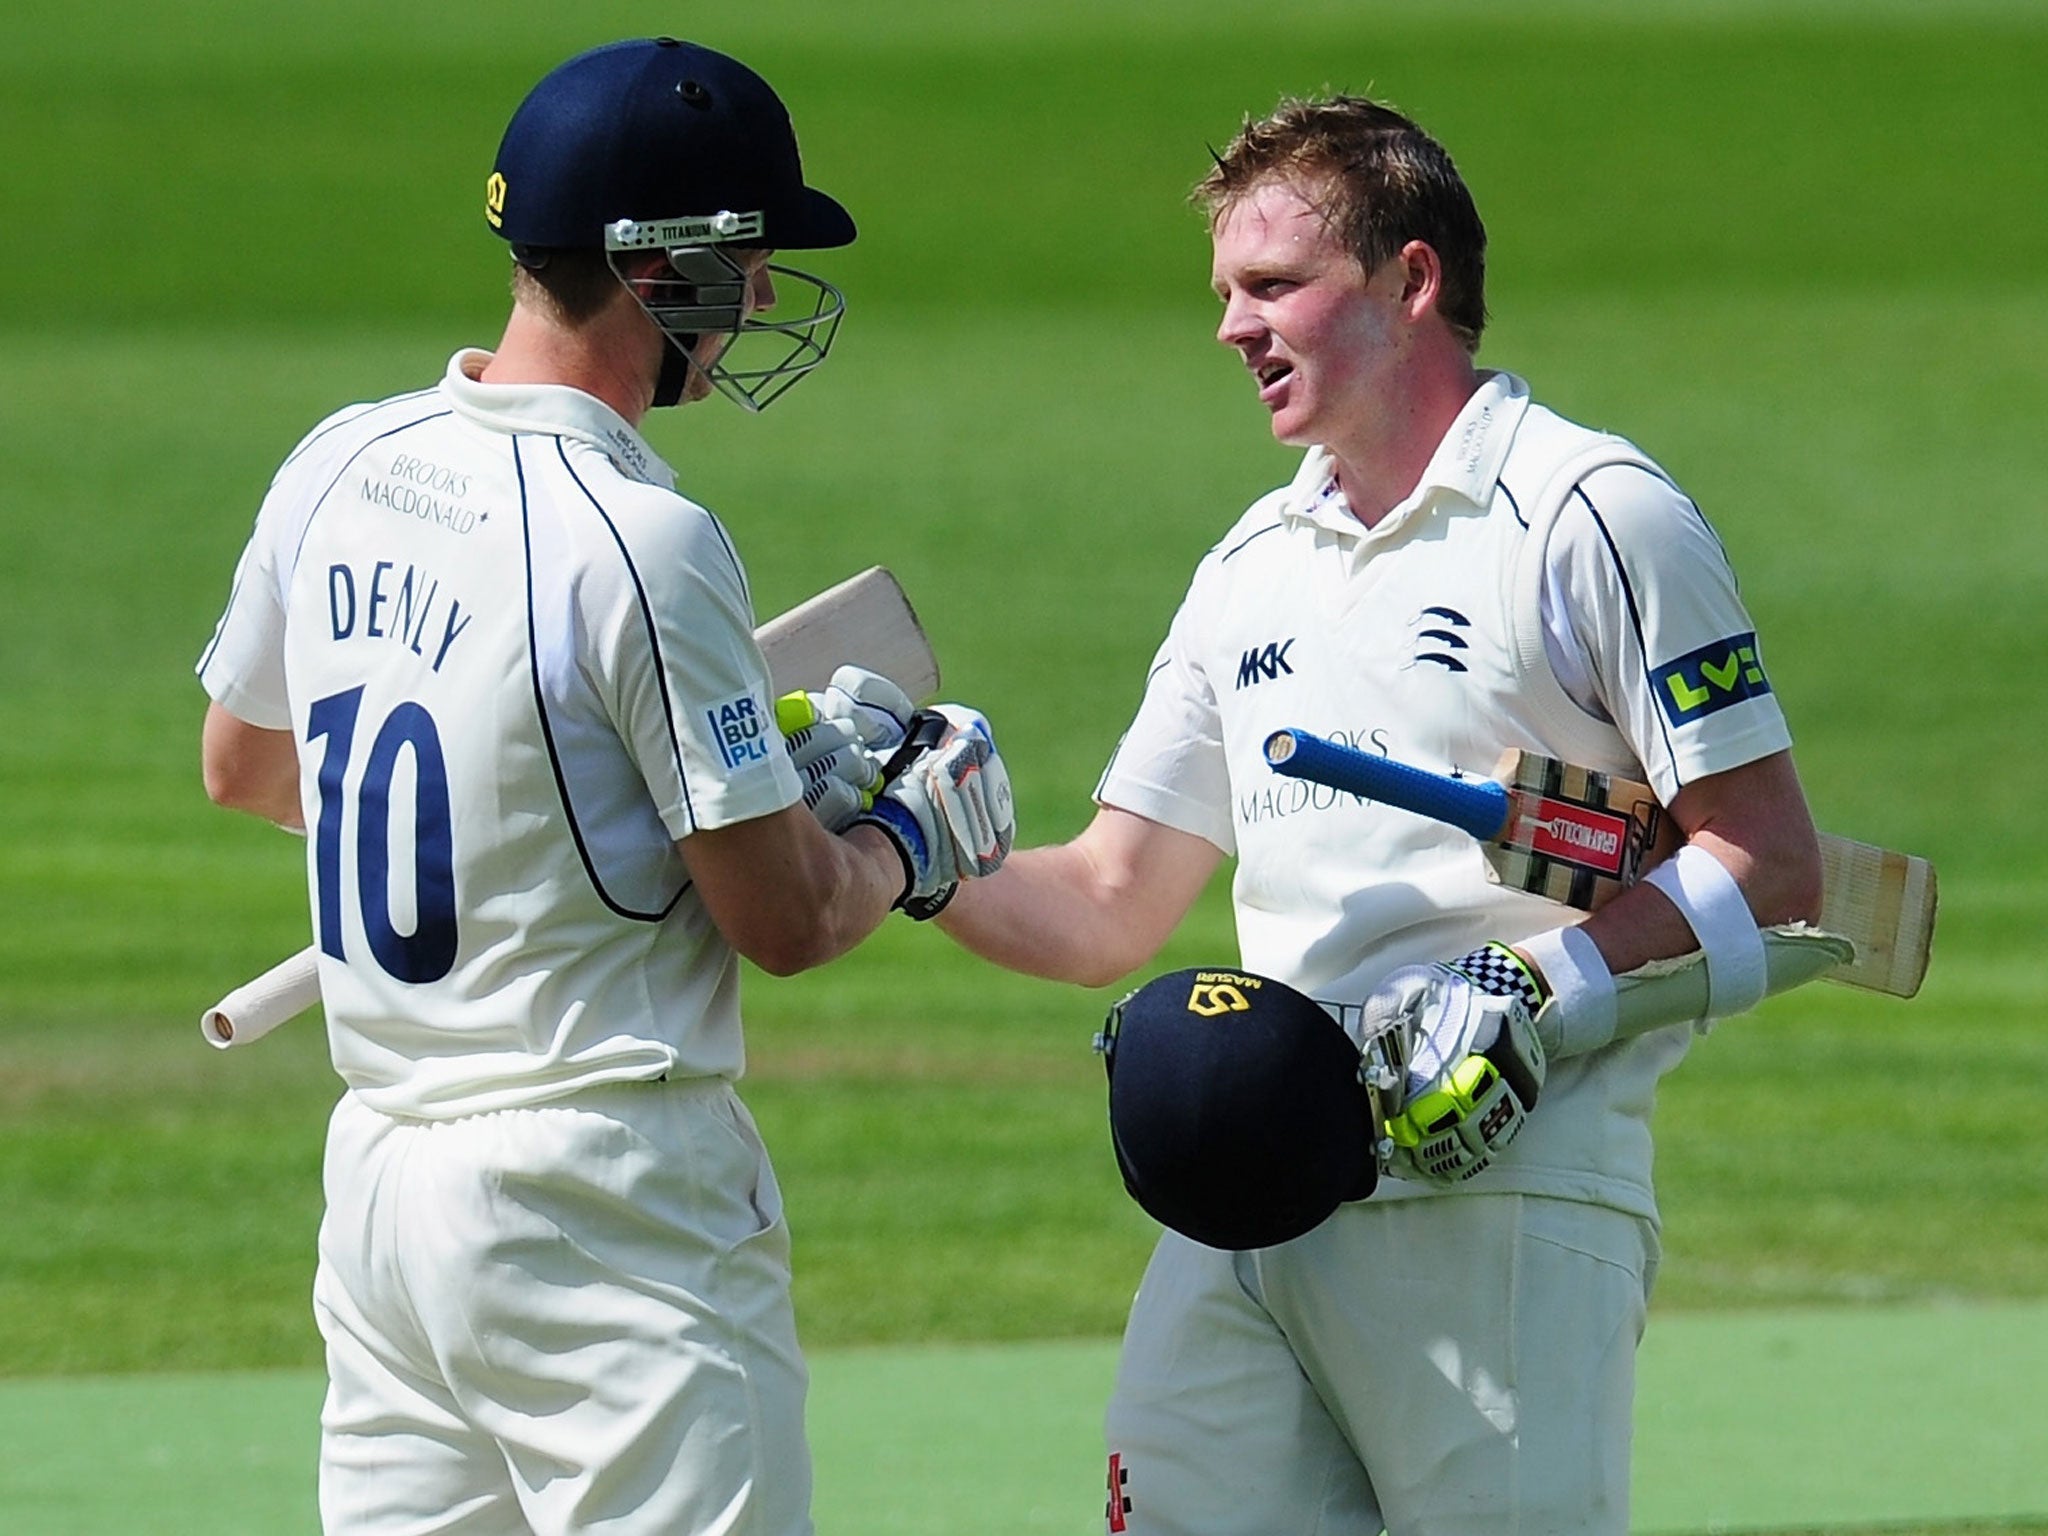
[{"xmin": 306, "ymin": 686, "xmax": 458, "ymax": 983}]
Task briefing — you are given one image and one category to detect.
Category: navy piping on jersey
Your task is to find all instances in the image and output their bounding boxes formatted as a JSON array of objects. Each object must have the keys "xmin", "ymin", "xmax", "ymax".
[
  {"xmin": 1498, "ymin": 478, "xmax": 1526, "ymax": 529},
  {"xmin": 702, "ymin": 511, "xmax": 748, "ymax": 607},
  {"xmin": 554, "ymin": 439, "xmax": 734, "ymax": 840},
  {"xmin": 1675, "ymin": 490, "xmax": 1734, "ymax": 573},
  {"xmin": 1098, "ymin": 655, "xmax": 1177, "ymax": 787},
  {"xmin": 1093, "ymin": 726, "xmax": 1134, "ymax": 801},
  {"xmin": 274, "ymin": 386, "xmax": 439, "ymax": 478},
  {"xmin": 1571, "ymin": 481, "xmax": 1685, "ymax": 786},
  {"xmin": 517, "ymin": 436, "xmax": 686, "ymax": 922},
  {"xmin": 194, "ymin": 403, "xmax": 451, "ymax": 679},
  {"xmin": 195, "ymin": 571, "xmax": 248, "ymax": 681},
  {"xmin": 1219, "ymin": 520, "xmax": 1284, "ymax": 563}
]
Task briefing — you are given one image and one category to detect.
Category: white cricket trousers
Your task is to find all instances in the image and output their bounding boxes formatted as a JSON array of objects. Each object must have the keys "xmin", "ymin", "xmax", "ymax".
[
  {"xmin": 1104, "ymin": 1193, "xmax": 1659, "ymax": 1536},
  {"xmin": 315, "ymin": 1079, "xmax": 812, "ymax": 1536}
]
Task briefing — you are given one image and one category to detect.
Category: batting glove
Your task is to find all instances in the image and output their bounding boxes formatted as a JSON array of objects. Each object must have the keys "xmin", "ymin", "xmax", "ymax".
[
  {"xmin": 1358, "ymin": 942, "xmax": 1549, "ymax": 1185},
  {"xmin": 776, "ymin": 693, "xmax": 882, "ymax": 833},
  {"xmin": 855, "ymin": 710, "xmax": 1015, "ymax": 913},
  {"xmin": 773, "ymin": 666, "xmax": 922, "ymax": 833},
  {"xmin": 814, "ymin": 665, "xmax": 917, "ymax": 754}
]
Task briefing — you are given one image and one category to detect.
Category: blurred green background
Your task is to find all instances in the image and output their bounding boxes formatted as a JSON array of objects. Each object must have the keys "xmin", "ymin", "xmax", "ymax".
[{"xmin": 2, "ymin": 0, "xmax": 2045, "ymax": 1528}]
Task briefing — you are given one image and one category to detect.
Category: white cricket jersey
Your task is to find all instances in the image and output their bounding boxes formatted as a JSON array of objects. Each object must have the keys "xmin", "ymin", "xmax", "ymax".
[
  {"xmin": 198, "ymin": 350, "xmax": 803, "ymax": 1118},
  {"xmin": 1098, "ymin": 371, "xmax": 1792, "ymax": 1218}
]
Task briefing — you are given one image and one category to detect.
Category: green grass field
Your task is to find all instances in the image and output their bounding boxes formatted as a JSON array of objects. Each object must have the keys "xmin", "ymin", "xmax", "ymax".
[
  {"xmin": 7, "ymin": 1305, "xmax": 2048, "ymax": 1533},
  {"xmin": 3, "ymin": 1, "xmax": 2045, "ymax": 1530}
]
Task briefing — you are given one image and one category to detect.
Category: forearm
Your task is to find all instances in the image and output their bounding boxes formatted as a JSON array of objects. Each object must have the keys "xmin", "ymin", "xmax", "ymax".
[
  {"xmin": 939, "ymin": 844, "xmax": 1147, "ymax": 987},
  {"xmin": 939, "ymin": 810, "xmax": 1220, "ymax": 989},
  {"xmin": 1514, "ymin": 750, "xmax": 1828, "ymax": 1057},
  {"xmin": 1566, "ymin": 754, "xmax": 1823, "ymax": 976},
  {"xmin": 201, "ymin": 702, "xmax": 304, "ymax": 829},
  {"xmin": 682, "ymin": 810, "xmax": 904, "ymax": 977},
  {"xmin": 1566, "ymin": 873, "xmax": 1710, "ymax": 977}
]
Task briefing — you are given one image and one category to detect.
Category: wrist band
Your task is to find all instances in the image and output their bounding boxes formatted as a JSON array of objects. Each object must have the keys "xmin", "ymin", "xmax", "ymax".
[
  {"xmin": 1642, "ymin": 843, "xmax": 1767, "ymax": 1018},
  {"xmin": 899, "ymin": 883, "xmax": 957, "ymax": 921},
  {"xmin": 1515, "ymin": 924, "xmax": 1617, "ymax": 1057},
  {"xmin": 851, "ymin": 808, "xmax": 919, "ymax": 908},
  {"xmin": 1451, "ymin": 942, "xmax": 1548, "ymax": 1015}
]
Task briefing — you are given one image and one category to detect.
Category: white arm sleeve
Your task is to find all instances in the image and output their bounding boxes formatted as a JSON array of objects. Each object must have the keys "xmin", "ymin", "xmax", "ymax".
[
  {"xmin": 586, "ymin": 500, "xmax": 803, "ymax": 838},
  {"xmin": 1540, "ymin": 463, "xmax": 1792, "ymax": 802},
  {"xmin": 1093, "ymin": 561, "xmax": 1236, "ymax": 854}
]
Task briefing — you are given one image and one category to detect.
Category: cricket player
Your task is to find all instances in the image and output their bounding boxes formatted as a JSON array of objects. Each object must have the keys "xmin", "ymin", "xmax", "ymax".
[
  {"xmin": 939, "ymin": 96, "xmax": 1823, "ymax": 1534},
  {"xmin": 197, "ymin": 39, "xmax": 1011, "ymax": 1536}
]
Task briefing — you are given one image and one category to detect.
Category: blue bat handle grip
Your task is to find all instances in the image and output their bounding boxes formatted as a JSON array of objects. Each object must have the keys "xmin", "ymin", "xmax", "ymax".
[{"xmin": 1263, "ymin": 729, "xmax": 1509, "ymax": 841}]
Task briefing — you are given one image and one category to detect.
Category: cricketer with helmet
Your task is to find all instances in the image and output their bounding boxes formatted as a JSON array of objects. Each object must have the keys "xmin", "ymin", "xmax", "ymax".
[
  {"xmin": 197, "ymin": 38, "xmax": 1012, "ymax": 1535},
  {"xmin": 938, "ymin": 94, "xmax": 1822, "ymax": 1534}
]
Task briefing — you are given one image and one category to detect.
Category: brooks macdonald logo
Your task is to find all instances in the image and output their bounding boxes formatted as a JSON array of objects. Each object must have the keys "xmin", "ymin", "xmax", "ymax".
[{"xmin": 1237, "ymin": 727, "xmax": 1393, "ymax": 827}]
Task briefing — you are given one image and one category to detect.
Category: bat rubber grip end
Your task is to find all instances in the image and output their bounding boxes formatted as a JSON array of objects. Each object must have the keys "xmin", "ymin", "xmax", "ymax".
[{"xmin": 1263, "ymin": 727, "xmax": 1511, "ymax": 842}]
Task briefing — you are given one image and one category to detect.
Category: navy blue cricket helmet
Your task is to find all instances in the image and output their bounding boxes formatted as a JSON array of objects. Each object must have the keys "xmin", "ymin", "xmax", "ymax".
[
  {"xmin": 485, "ymin": 39, "xmax": 855, "ymax": 410},
  {"xmin": 1097, "ymin": 968, "xmax": 1379, "ymax": 1251},
  {"xmin": 487, "ymin": 37, "xmax": 854, "ymax": 254}
]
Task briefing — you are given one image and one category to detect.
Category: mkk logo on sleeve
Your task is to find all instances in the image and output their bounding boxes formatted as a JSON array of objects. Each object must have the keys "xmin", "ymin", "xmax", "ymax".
[
  {"xmin": 705, "ymin": 690, "xmax": 774, "ymax": 770},
  {"xmin": 1652, "ymin": 631, "xmax": 1772, "ymax": 725}
]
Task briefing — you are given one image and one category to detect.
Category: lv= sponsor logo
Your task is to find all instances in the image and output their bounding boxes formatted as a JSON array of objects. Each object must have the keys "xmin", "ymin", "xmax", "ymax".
[{"xmin": 1652, "ymin": 631, "xmax": 1771, "ymax": 724}]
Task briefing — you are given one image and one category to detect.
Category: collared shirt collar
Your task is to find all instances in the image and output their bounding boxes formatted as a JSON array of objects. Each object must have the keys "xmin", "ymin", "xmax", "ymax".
[
  {"xmin": 1279, "ymin": 370, "xmax": 1531, "ymax": 541},
  {"xmin": 439, "ymin": 349, "xmax": 677, "ymax": 491}
]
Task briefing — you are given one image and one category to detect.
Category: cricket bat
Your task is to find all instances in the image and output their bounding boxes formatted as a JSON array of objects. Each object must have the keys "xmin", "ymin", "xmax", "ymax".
[
  {"xmin": 201, "ymin": 565, "xmax": 940, "ymax": 1049},
  {"xmin": 1262, "ymin": 728, "xmax": 1935, "ymax": 999}
]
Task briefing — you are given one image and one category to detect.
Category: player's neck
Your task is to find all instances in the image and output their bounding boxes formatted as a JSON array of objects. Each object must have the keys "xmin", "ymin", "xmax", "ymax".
[
  {"xmin": 1328, "ymin": 348, "xmax": 1480, "ymax": 530},
  {"xmin": 481, "ymin": 301, "xmax": 661, "ymax": 426}
]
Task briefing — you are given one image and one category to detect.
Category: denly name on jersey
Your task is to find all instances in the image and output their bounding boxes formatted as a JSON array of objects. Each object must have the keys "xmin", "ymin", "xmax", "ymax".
[{"xmin": 323, "ymin": 557, "xmax": 476, "ymax": 675}]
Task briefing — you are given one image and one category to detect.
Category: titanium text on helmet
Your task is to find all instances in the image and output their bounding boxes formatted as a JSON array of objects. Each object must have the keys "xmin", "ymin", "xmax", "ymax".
[{"xmin": 604, "ymin": 211, "xmax": 845, "ymax": 413}]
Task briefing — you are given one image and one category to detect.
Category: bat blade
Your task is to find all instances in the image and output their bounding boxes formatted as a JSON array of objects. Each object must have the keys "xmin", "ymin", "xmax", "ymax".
[
  {"xmin": 1262, "ymin": 728, "xmax": 1935, "ymax": 999},
  {"xmin": 1815, "ymin": 835, "xmax": 1937, "ymax": 998},
  {"xmin": 203, "ymin": 567, "xmax": 941, "ymax": 1049},
  {"xmin": 754, "ymin": 565, "xmax": 939, "ymax": 701}
]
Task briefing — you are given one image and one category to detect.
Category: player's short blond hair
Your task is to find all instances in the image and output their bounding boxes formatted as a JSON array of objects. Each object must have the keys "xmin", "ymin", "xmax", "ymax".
[
  {"xmin": 508, "ymin": 248, "xmax": 626, "ymax": 326},
  {"xmin": 1195, "ymin": 94, "xmax": 1489, "ymax": 354}
]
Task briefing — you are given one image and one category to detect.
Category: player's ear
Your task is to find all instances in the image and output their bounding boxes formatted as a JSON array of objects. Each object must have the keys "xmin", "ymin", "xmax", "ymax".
[
  {"xmin": 618, "ymin": 251, "xmax": 670, "ymax": 299},
  {"xmin": 1393, "ymin": 239, "xmax": 1443, "ymax": 319}
]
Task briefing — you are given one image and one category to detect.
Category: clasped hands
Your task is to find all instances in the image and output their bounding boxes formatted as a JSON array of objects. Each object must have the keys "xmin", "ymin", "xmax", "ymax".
[{"xmin": 777, "ymin": 666, "xmax": 1014, "ymax": 916}]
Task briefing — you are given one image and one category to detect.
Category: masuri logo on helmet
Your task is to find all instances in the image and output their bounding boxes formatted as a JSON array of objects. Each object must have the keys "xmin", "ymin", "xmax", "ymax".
[
  {"xmin": 1185, "ymin": 970, "xmax": 1262, "ymax": 1016},
  {"xmin": 1097, "ymin": 967, "xmax": 1381, "ymax": 1251}
]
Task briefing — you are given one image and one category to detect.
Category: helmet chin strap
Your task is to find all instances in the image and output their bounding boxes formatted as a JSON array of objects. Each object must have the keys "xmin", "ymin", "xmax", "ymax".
[{"xmin": 650, "ymin": 335, "xmax": 701, "ymax": 409}]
